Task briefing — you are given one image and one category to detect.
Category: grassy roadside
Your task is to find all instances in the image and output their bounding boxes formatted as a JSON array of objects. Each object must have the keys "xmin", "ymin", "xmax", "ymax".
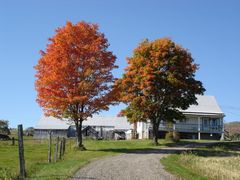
[
  {"xmin": 0, "ymin": 138, "xmax": 168, "ymax": 179},
  {"xmin": 161, "ymin": 142, "xmax": 240, "ymax": 180},
  {"xmin": 161, "ymin": 154, "xmax": 208, "ymax": 180}
]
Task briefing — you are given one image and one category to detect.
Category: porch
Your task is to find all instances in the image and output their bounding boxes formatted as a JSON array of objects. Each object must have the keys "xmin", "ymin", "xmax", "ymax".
[
  {"xmin": 158, "ymin": 122, "xmax": 223, "ymax": 133},
  {"xmin": 157, "ymin": 116, "xmax": 224, "ymax": 140}
]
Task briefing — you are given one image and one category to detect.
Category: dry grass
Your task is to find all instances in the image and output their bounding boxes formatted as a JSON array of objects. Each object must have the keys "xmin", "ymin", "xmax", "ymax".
[
  {"xmin": 162, "ymin": 142, "xmax": 240, "ymax": 180},
  {"xmin": 179, "ymin": 149, "xmax": 240, "ymax": 180}
]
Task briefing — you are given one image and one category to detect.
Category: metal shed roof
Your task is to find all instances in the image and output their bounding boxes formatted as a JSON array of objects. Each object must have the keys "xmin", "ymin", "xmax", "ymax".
[
  {"xmin": 35, "ymin": 116, "xmax": 70, "ymax": 130},
  {"xmin": 35, "ymin": 116, "xmax": 132, "ymax": 130},
  {"xmin": 83, "ymin": 116, "xmax": 132, "ymax": 130}
]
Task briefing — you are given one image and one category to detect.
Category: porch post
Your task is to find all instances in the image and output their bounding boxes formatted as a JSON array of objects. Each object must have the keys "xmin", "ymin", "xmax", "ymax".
[
  {"xmin": 220, "ymin": 117, "xmax": 224, "ymax": 141},
  {"xmin": 198, "ymin": 117, "xmax": 201, "ymax": 140}
]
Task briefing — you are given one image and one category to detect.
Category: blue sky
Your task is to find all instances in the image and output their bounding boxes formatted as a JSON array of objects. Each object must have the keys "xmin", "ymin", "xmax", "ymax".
[{"xmin": 0, "ymin": 0, "xmax": 240, "ymax": 128}]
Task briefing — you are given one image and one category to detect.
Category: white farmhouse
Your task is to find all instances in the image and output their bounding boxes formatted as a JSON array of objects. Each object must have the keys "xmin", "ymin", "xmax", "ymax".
[{"xmin": 137, "ymin": 95, "xmax": 224, "ymax": 140}]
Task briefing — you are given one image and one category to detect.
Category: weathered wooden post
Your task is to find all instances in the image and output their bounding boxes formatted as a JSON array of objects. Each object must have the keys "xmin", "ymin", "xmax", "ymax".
[
  {"xmin": 18, "ymin": 124, "xmax": 26, "ymax": 179},
  {"xmin": 59, "ymin": 140, "xmax": 63, "ymax": 159},
  {"xmin": 54, "ymin": 137, "xmax": 59, "ymax": 162},
  {"xmin": 48, "ymin": 131, "xmax": 52, "ymax": 163},
  {"xmin": 12, "ymin": 137, "xmax": 15, "ymax": 146},
  {"xmin": 62, "ymin": 137, "xmax": 66, "ymax": 155}
]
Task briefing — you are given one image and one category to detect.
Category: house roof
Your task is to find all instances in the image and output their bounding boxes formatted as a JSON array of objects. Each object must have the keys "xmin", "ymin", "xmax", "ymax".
[
  {"xmin": 35, "ymin": 116, "xmax": 132, "ymax": 130},
  {"xmin": 180, "ymin": 95, "xmax": 224, "ymax": 115},
  {"xmin": 35, "ymin": 95, "xmax": 224, "ymax": 130}
]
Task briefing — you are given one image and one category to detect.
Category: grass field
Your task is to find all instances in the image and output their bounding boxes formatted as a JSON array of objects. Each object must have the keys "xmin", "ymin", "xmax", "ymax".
[
  {"xmin": 1, "ymin": 135, "xmax": 235, "ymax": 180},
  {"xmin": 0, "ymin": 137, "xmax": 167, "ymax": 179},
  {"xmin": 161, "ymin": 142, "xmax": 240, "ymax": 180}
]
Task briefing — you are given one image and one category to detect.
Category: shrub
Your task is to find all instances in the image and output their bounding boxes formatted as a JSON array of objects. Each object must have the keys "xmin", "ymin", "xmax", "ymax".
[
  {"xmin": 0, "ymin": 120, "xmax": 10, "ymax": 135},
  {"xmin": 165, "ymin": 131, "xmax": 180, "ymax": 142},
  {"xmin": 0, "ymin": 134, "xmax": 11, "ymax": 141},
  {"xmin": 231, "ymin": 133, "xmax": 240, "ymax": 141},
  {"xmin": 24, "ymin": 127, "xmax": 34, "ymax": 136}
]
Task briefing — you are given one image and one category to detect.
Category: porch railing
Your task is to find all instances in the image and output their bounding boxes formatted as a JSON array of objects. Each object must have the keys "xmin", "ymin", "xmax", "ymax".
[{"xmin": 158, "ymin": 123, "xmax": 223, "ymax": 133}]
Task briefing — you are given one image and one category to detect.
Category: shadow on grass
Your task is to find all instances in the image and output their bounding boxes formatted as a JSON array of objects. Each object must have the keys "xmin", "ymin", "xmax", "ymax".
[
  {"xmin": 164, "ymin": 140, "xmax": 221, "ymax": 148},
  {"xmin": 87, "ymin": 140, "xmax": 239, "ymax": 158},
  {"xmin": 206, "ymin": 141, "xmax": 240, "ymax": 150},
  {"xmin": 87, "ymin": 147, "xmax": 187, "ymax": 155},
  {"xmin": 92, "ymin": 147, "xmax": 239, "ymax": 158},
  {"xmin": 179, "ymin": 141, "xmax": 240, "ymax": 157},
  {"xmin": 164, "ymin": 140, "xmax": 197, "ymax": 147},
  {"xmin": 188, "ymin": 149, "xmax": 239, "ymax": 157}
]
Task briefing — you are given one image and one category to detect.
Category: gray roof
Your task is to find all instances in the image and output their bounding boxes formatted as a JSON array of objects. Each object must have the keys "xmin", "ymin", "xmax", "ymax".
[
  {"xmin": 35, "ymin": 116, "xmax": 71, "ymax": 130},
  {"xmin": 83, "ymin": 116, "xmax": 132, "ymax": 130},
  {"xmin": 35, "ymin": 116, "xmax": 132, "ymax": 130},
  {"xmin": 35, "ymin": 95, "xmax": 224, "ymax": 130},
  {"xmin": 180, "ymin": 95, "xmax": 224, "ymax": 115}
]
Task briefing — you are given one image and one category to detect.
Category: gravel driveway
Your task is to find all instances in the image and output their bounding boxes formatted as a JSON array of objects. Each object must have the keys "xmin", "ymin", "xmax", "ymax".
[
  {"xmin": 69, "ymin": 142, "xmax": 218, "ymax": 180},
  {"xmin": 70, "ymin": 149, "xmax": 177, "ymax": 180}
]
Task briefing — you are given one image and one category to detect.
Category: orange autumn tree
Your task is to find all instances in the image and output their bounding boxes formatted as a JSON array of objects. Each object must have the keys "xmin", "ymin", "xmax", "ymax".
[
  {"xmin": 117, "ymin": 38, "xmax": 205, "ymax": 145},
  {"xmin": 35, "ymin": 21, "xmax": 117, "ymax": 149}
]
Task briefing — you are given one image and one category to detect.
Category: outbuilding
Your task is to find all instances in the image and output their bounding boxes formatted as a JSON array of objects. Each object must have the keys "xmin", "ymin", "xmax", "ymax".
[{"xmin": 34, "ymin": 116, "xmax": 132, "ymax": 139}]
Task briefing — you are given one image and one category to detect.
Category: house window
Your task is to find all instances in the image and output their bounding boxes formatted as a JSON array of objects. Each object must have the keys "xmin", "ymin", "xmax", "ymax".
[
  {"xmin": 211, "ymin": 118, "xmax": 218, "ymax": 126},
  {"xmin": 202, "ymin": 117, "xmax": 210, "ymax": 128},
  {"xmin": 180, "ymin": 119, "xmax": 187, "ymax": 123},
  {"xmin": 204, "ymin": 119, "xmax": 208, "ymax": 127},
  {"xmin": 202, "ymin": 117, "xmax": 219, "ymax": 127}
]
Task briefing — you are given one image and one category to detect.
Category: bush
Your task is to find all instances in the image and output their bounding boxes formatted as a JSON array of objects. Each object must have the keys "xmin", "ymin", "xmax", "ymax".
[
  {"xmin": 0, "ymin": 134, "xmax": 11, "ymax": 141},
  {"xmin": 0, "ymin": 120, "xmax": 10, "ymax": 135},
  {"xmin": 231, "ymin": 133, "xmax": 240, "ymax": 141},
  {"xmin": 165, "ymin": 131, "xmax": 180, "ymax": 142},
  {"xmin": 24, "ymin": 127, "xmax": 34, "ymax": 136}
]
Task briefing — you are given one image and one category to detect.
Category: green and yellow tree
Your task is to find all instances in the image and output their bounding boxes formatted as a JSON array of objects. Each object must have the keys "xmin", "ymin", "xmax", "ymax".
[{"xmin": 117, "ymin": 38, "xmax": 205, "ymax": 145}]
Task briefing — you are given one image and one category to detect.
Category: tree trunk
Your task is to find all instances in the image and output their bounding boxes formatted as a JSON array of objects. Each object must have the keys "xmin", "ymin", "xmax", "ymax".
[
  {"xmin": 152, "ymin": 121, "xmax": 159, "ymax": 146},
  {"xmin": 133, "ymin": 122, "xmax": 137, "ymax": 139},
  {"xmin": 76, "ymin": 119, "xmax": 85, "ymax": 150}
]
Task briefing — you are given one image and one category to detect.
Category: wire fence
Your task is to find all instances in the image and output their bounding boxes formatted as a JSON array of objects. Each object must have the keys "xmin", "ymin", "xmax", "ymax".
[{"xmin": 0, "ymin": 125, "xmax": 74, "ymax": 179}]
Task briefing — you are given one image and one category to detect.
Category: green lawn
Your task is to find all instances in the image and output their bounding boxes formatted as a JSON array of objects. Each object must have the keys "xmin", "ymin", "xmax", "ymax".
[
  {"xmin": 161, "ymin": 141, "xmax": 240, "ymax": 180},
  {"xmin": 1, "ymin": 136, "xmax": 225, "ymax": 179},
  {"xmin": 0, "ymin": 137, "xmax": 168, "ymax": 179}
]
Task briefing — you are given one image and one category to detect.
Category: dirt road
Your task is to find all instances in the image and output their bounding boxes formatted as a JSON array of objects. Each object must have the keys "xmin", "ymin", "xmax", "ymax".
[
  {"xmin": 70, "ymin": 149, "xmax": 178, "ymax": 180},
  {"xmin": 70, "ymin": 142, "xmax": 218, "ymax": 180}
]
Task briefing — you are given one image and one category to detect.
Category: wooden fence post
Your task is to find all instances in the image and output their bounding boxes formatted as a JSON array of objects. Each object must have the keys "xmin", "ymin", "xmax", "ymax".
[
  {"xmin": 18, "ymin": 124, "xmax": 26, "ymax": 179},
  {"xmin": 48, "ymin": 131, "xmax": 52, "ymax": 163},
  {"xmin": 54, "ymin": 137, "xmax": 59, "ymax": 162},
  {"xmin": 59, "ymin": 140, "xmax": 63, "ymax": 160},
  {"xmin": 12, "ymin": 137, "xmax": 15, "ymax": 146},
  {"xmin": 62, "ymin": 138, "xmax": 66, "ymax": 155}
]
